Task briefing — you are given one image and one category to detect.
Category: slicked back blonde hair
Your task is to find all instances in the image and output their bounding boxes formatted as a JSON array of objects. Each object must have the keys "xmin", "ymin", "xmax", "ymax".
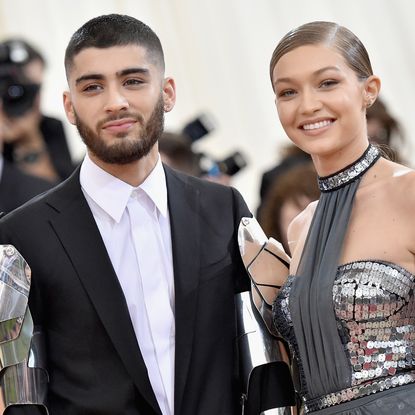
[{"xmin": 270, "ymin": 21, "xmax": 373, "ymax": 90}]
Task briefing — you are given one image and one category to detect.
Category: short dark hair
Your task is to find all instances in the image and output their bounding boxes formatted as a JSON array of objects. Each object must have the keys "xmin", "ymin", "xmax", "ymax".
[{"xmin": 64, "ymin": 14, "xmax": 165, "ymax": 77}]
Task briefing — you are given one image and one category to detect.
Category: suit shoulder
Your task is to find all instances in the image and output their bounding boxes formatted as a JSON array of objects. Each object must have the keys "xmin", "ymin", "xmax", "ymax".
[
  {"xmin": 165, "ymin": 165, "xmax": 234, "ymax": 197},
  {"xmin": 0, "ymin": 179, "xmax": 64, "ymax": 225},
  {"xmin": 165, "ymin": 166, "xmax": 250, "ymax": 215},
  {"xmin": 179, "ymin": 170, "xmax": 245, "ymax": 201}
]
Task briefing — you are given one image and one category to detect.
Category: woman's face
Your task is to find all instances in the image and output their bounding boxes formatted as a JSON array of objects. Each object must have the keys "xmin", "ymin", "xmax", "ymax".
[{"xmin": 272, "ymin": 44, "xmax": 369, "ymax": 158}]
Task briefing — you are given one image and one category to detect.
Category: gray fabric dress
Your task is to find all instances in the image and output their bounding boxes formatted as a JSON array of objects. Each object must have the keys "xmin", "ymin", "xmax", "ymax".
[{"xmin": 273, "ymin": 145, "xmax": 415, "ymax": 414}]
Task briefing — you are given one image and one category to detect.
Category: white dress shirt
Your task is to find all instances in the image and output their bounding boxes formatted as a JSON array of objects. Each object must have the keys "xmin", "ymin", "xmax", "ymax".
[{"xmin": 80, "ymin": 154, "xmax": 175, "ymax": 415}]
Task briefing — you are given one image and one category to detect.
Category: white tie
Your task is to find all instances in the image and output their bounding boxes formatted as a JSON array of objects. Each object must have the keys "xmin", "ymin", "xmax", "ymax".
[{"xmin": 127, "ymin": 188, "xmax": 175, "ymax": 415}]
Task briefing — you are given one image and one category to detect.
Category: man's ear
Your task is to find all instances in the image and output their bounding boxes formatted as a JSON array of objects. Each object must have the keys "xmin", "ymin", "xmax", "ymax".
[
  {"xmin": 363, "ymin": 75, "xmax": 381, "ymax": 109},
  {"xmin": 162, "ymin": 77, "xmax": 176, "ymax": 113},
  {"xmin": 63, "ymin": 91, "xmax": 76, "ymax": 125}
]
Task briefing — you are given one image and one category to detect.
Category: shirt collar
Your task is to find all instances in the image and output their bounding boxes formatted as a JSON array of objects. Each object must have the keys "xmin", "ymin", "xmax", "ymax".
[
  {"xmin": 139, "ymin": 156, "xmax": 168, "ymax": 218},
  {"xmin": 80, "ymin": 153, "xmax": 168, "ymax": 223}
]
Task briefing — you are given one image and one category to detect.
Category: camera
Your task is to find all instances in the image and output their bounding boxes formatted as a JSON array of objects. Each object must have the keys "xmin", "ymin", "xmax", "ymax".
[
  {"xmin": 0, "ymin": 40, "xmax": 40, "ymax": 118},
  {"xmin": 182, "ymin": 114, "xmax": 248, "ymax": 177}
]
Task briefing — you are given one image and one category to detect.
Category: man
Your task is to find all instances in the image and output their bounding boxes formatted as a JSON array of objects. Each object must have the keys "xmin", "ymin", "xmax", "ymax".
[
  {"xmin": 0, "ymin": 14, "xmax": 250, "ymax": 414},
  {"xmin": 1, "ymin": 38, "xmax": 75, "ymax": 182},
  {"xmin": 0, "ymin": 146, "xmax": 53, "ymax": 213},
  {"xmin": 0, "ymin": 97, "xmax": 54, "ymax": 213},
  {"xmin": 158, "ymin": 132, "xmax": 200, "ymax": 176}
]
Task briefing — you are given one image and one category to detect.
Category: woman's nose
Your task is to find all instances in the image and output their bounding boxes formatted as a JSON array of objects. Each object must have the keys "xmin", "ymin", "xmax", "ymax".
[{"xmin": 298, "ymin": 89, "xmax": 322, "ymax": 114}]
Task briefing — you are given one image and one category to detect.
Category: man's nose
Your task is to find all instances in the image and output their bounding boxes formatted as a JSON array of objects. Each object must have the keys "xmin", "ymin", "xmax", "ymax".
[{"xmin": 103, "ymin": 87, "xmax": 129, "ymax": 113}]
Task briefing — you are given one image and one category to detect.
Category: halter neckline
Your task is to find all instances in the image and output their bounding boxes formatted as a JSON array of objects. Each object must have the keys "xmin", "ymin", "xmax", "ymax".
[{"xmin": 318, "ymin": 145, "xmax": 380, "ymax": 192}]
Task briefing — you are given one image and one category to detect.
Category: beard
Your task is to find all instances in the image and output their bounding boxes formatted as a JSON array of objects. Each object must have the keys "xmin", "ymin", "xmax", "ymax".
[{"xmin": 74, "ymin": 94, "xmax": 165, "ymax": 164}]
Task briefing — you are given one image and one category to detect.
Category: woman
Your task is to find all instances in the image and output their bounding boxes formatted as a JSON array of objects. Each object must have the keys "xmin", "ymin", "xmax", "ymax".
[{"xmin": 270, "ymin": 22, "xmax": 415, "ymax": 414}]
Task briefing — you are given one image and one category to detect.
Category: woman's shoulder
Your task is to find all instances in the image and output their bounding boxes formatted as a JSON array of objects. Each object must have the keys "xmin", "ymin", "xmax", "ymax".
[
  {"xmin": 391, "ymin": 162, "xmax": 415, "ymax": 209},
  {"xmin": 371, "ymin": 158, "xmax": 415, "ymax": 216},
  {"xmin": 379, "ymin": 160, "xmax": 415, "ymax": 256},
  {"xmin": 287, "ymin": 199, "xmax": 318, "ymax": 257},
  {"xmin": 289, "ymin": 199, "xmax": 317, "ymax": 229},
  {"xmin": 368, "ymin": 158, "xmax": 415, "ymax": 191},
  {"xmin": 385, "ymin": 159, "xmax": 415, "ymax": 194}
]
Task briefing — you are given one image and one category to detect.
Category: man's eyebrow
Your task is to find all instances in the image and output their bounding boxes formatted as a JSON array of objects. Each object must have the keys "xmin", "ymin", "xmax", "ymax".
[
  {"xmin": 274, "ymin": 66, "xmax": 341, "ymax": 86},
  {"xmin": 75, "ymin": 73, "xmax": 104, "ymax": 85},
  {"xmin": 75, "ymin": 68, "xmax": 150, "ymax": 85},
  {"xmin": 117, "ymin": 67, "xmax": 150, "ymax": 77}
]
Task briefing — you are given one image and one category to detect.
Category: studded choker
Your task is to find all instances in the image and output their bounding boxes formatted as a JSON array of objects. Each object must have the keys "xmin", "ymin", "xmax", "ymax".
[{"xmin": 318, "ymin": 145, "xmax": 380, "ymax": 192}]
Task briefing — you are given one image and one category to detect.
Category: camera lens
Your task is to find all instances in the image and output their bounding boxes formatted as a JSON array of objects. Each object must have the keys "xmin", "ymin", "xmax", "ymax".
[
  {"xmin": 2, "ymin": 82, "xmax": 39, "ymax": 117},
  {"xmin": 7, "ymin": 84, "xmax": 24, "ymax": 99}
]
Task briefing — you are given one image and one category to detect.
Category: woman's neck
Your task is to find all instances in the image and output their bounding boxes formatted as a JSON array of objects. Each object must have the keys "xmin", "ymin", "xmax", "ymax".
[
  {"xmin": 317, "ymin": 144, "xmax": 380, "ymax": 193},
  {"xmin": 311, "ymin": 140, "xmax": 370, "ymax": 177}
]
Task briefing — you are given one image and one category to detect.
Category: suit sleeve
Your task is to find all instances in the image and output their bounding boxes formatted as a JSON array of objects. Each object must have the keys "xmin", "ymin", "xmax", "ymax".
[
  {"xmin": 230, "ymin": 186, "xmax": 252, "ymax": 293},
  {"xmin": 0, "ymin": 217, "xmax": 14, "ymax": 246},
  {"xmin": 5, "ymin": 406, "xmax": 46, "ymax": 415}
]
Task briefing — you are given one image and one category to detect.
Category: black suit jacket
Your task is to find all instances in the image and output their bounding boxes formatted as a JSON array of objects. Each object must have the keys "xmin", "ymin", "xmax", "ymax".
[
  {"xmin": 0, "ymin": 160, "xmax": 54, "ymax": 214},
  {"xmin": 0, "ymin": 165, "xmax": 251, "ymax": 415}
]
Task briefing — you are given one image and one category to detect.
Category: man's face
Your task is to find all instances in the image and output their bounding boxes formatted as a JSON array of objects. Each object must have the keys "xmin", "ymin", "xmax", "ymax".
[{"xmin": 63, "ymin": 44, "xmax": 175, "ymax": 164}]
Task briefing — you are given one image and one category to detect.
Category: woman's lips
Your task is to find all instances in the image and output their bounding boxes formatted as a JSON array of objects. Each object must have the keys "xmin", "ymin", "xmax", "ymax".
[
  {"xmin": 301, "ymin": 119, "xmax": 334, "ymax": 130},
  {"xmin": 299, "ymin": 119, "xmax": 335, "ymax": 135}
]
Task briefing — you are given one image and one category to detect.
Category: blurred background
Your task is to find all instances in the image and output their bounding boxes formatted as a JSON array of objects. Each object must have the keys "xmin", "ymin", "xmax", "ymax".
[{"xmin": 1, "ymin": 0, "xmax": 414, "ymax": 211}]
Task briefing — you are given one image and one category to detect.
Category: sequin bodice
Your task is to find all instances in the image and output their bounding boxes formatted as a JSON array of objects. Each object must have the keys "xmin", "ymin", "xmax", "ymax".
[
  {"xmin": 334, "ymin": 261, "xmax": 415, "ymax": 384},
  {"xmin": 273, "ymin": 260, "xmax": 415, "ymax": 411}
]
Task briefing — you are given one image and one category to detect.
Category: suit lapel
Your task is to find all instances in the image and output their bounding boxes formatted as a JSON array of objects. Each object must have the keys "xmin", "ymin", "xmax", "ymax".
[
  {"xmin": 164, "ymin": 167, "xmax": 200, "ymax": 415},
  {"xmin": 46, "ymin": 171, "xmax": 161, "ymax": 415}
]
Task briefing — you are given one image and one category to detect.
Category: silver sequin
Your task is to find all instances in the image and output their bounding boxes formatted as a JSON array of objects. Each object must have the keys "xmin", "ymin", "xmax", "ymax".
[
  {"xmin": 318, "ymin": 146, "xmax": 380, "ymax": 192},
  {"xmin": 274, "ymin": 259, "xmax": 415, "ymax": 413}
]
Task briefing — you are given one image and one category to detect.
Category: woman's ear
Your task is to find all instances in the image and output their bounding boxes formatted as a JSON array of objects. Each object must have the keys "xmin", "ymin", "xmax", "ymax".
[
  {"xmin": 162, "ymin": 77, "xmax": 176, "ymax": 113},
  {"xmin": 63, "ymin": 91, "xmax": 76, "ymax": 125},
  {"xmin": 363, "ymin": 75, "xmax": 381, "ymax": 109}
]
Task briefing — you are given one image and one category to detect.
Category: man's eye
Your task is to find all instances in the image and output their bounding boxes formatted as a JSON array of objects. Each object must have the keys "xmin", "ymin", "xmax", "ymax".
[
  {"xmin": 124, "ymin": 79, "xmax": 144, "ymax": 86},
  {"xmin": 83, "ymin": 84, "xmax": 102, "ymax": 92}
]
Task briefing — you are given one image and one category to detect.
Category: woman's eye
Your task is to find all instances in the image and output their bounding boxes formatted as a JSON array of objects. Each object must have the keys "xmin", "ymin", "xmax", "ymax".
[
  {"xmin": 320, "ymin": 79, "xmax": 338, "ymax": 88},
  {"xmin": 278, "ymin": 89, "xmax": 296, "ymax": 98}
]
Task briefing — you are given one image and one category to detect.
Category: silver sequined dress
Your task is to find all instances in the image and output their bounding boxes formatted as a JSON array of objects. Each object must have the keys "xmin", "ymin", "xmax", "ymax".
[{"xmin": 273, "ymin": 146, "xmax": 415, "ymax": 414}]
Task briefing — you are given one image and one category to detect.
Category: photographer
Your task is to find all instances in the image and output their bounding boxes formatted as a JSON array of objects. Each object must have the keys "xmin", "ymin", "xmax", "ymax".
[
  {"xmin": 1, "ymin": 38, "xmax": 75, "ymax": 182},
  {"xmin": 164, "ymin": 115, "xmax": 247, "ymax": 185},
  {"xmin": 0, "ymin": 103, "xmax": 53, "ymax": 213}
]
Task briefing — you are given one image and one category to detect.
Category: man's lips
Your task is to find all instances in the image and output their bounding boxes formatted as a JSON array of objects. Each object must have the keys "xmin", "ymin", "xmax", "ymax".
[{"xmin": 101, "ymin": 118, "xmax": 137, "ymax": 132}]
